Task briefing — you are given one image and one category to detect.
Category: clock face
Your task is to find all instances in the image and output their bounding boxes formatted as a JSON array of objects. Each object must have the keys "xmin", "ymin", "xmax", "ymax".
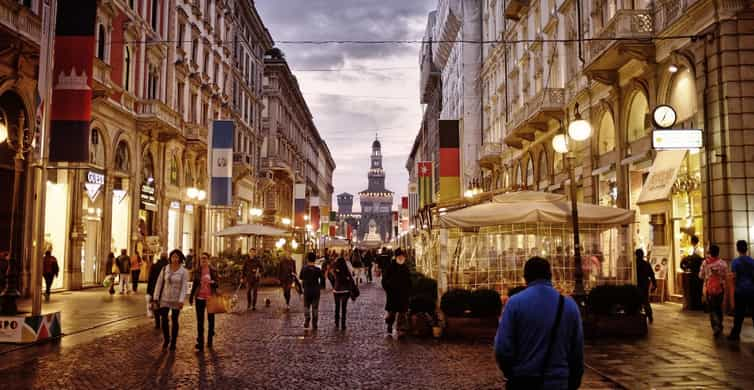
[{"xmin": 653, "ymin": 105, "xmax": 677, "ymax": 128}]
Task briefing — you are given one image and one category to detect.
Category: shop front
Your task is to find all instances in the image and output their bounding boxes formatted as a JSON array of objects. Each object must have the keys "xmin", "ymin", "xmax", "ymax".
[
  {"xmin": 167, "ymin": 200, "xmax": 181, "ymax": 252},
  {"xmin": 43, "ymin": 170, "xmax": 71, "ymax": 290},
  {"xmin": 111, "ymin": 178, "xmax": 131, "ymax": 255},
  {"xmin": 81, "ymin": 170, "xmax": 105, "ymax": 286},
  {"xmin": 182, "ymin": 204, "xmax": 195, "ymax": 252}
]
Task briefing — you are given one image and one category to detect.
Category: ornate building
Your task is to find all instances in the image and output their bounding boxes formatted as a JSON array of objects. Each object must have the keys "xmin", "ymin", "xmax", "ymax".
[{"xmin": 358, "ymin": 138, "xmax": 393, "ymax": 243}]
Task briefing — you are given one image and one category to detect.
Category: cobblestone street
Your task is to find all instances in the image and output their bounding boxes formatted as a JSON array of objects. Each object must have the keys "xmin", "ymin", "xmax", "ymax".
[{"xmin": 1, "ymin": 284, "xmax": 619, "ymax": 389}]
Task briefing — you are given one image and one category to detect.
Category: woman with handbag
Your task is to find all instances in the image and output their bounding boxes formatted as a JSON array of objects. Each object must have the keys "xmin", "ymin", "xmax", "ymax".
[
  {"xmin": 189, "ymin": 252, "xmax": 218, "ymax": 351},
  {"xmin": 152, "ymin": 249, "xmax": 189, "ymax": 351},
  {"xmin": 332, "ymin": 253, "xmax": 354, "ymax": 330}
]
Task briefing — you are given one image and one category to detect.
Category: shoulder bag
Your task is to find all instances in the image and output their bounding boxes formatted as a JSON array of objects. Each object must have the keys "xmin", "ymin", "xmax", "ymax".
[
  {"xmin": 149, "ymin": 268, "xmax": 166, "ymax": 312},
  {"xmin": 506, "ymin": 295, "xmax": 566, "ymax": 390}
]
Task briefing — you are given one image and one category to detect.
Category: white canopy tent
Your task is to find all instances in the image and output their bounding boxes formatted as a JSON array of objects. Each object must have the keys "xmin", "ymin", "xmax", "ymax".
[
  {"xmin": 214, "ymin": 224, "xmax": 288, "ymax": 237},
  {"xmin": 439, "ymin": 191, "xmax": 634, "ymax": 228}
]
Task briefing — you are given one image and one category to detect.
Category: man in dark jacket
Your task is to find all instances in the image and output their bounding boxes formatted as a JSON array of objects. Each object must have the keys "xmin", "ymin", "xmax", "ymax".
[
  {"xmin": 383, "ymin": 248, "xmax": 412, "ymax": 335},
  {"xmin": 680, "ymin": 235, "xmax": 704, "ymax": 310},
  {"xmin": 636, "ymin": 249, "xmax": 657, "ymax": 323},
  {"xmin": 147, "ymin": 251, "xmax": 168, "ymax": 329},
  {"xmin": 299, "ymin": 252, "xmax": 325, "ymax": 329},
  {"xmin": 363, "ymin": 249, "xmax": 374, "ymax": 283},
  {"xmin": 117, "ymin": 249, "xmax": 131, "ymax": 294},
  {"xmin": 278, "ymin": 249, "xmax": 296, "ymax": 310},
  {"xmin": 242, "ymin": 248, "xmax": 263, "ymax": 310}
]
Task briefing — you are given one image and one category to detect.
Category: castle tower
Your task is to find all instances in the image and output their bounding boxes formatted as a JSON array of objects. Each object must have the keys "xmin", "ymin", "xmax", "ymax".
[{"xmin": 358, "ymin": 136, "xmax": 393, "ymax": 243}]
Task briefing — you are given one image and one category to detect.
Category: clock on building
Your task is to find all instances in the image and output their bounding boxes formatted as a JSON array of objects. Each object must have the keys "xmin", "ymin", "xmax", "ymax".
[{"xmin": 652, "ymin": 105, "xmax": 677, "ymax": 129}]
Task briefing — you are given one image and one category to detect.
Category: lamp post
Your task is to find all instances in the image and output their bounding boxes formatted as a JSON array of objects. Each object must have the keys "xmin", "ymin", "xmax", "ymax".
[
  {"xmin": 552, "ymin": 104, "xmax": 592, "ymax": 304},
  {"xmin": 0, "ymin": 111, "xmax": 36, "ymax": 314}
]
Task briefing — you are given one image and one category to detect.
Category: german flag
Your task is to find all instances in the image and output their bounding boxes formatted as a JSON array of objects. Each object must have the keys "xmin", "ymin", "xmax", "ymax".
[
  {"xmin": 439, "ymin": 120, "xmax": 461, "ymax": 201},
  {"xmin": 417, "ymin": 161, "xmax": 433, "ymax": 208}
]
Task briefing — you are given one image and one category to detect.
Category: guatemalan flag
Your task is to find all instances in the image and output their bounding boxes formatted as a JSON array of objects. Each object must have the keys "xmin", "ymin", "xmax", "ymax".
[{"xmin": 210, "ymin": 120, "xmax": 234, "ymax": 206}]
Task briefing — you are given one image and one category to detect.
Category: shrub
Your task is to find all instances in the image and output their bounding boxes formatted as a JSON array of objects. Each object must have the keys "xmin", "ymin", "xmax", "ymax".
[
  {"xmin": 409, "ymin": 295, "xmax": 437, "ymax": 314},
  {"xmin": 587, "ymin": 285, "xmax": 642, "ymax": 316},
  {"xmin": 469, "ymin": 289, "xmax": 503, "ymax": 318},
  {"xmin": 441, "ymin": 289, "xmax": 472, "ymax": 317},
  {"xmin": 411, "ymin": 273, "xmax": 438, "ymax": 302}
]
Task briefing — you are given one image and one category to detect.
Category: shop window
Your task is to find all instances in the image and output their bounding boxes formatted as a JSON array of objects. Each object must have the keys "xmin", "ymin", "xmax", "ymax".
[
  {"xmin": 669, "ymin": 68, "xmax": 697, "ymax": 124},
  {"xmin": 169, "ymin": 154, "xmax": 179, "ymax": 186},
  {"xmin": 97, "ymin": 25, "xmax": 106, "ymax": 61},
  {"xmin": 124, "ymin": 47, "xmax": 132, "ymax": 92},
  {"xmin": 115, "ymin": 141, "xmax": 130, "ymax": 173},
  {"xmin": 598, "ymin": 111, "xmax": 616, "ymax": 154},
  {"xmin": 514, "ymin": 163, "xmax": 523, "ymax": 189},
  {"xmin": 627, "ymin": 91, "xmax": 649, "ymax": 143}
]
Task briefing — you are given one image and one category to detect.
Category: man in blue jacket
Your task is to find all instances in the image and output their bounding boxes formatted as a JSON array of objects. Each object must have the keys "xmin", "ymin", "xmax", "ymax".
[
  {"xmin": 729, "ymin": 240, "xmax": 754, "ymax": 341},
  {"xmin": 494, "ymin": 257, "xmax": 584, "ymax": 390}
]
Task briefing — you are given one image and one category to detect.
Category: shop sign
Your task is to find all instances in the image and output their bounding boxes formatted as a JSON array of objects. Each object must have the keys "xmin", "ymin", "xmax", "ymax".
[
  {"xmin": 652, "ymin": 129, "xmax": 703, "ymax": 150},
  {"xmin": 0, "ymin": 316, "xmax": 23, "ymax": 342},
  {"xmin": 170, "ymin": 201, "xmax": 181, "ymax": 209},
  {"xmin": 85, "ymin": 171, "xmax": 105, "ymax": 201},
  {"xmin": 141, "ymin": 184, "xmax": 157, "ymax": 210},
  {"xmin": 185, "ymin": 204, "xmax": 194, "ymax": 213}
]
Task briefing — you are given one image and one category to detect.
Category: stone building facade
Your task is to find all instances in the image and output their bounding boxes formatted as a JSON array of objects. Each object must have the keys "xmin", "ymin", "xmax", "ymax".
[{"xmin": 479, "ymin": 0, "xmax": 754, "ymax": 299}]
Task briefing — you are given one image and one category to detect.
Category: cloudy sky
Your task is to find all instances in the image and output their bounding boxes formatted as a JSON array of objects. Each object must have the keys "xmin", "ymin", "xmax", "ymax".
[{"xmin": 256, "ymin": 0, "xmax": 435, "ymax": 211}]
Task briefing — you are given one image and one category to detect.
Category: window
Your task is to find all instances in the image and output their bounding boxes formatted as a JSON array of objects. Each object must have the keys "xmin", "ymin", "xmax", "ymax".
[
  {"xmin": 203, "ymin": 52, "xmax": 209, "ymax": 74},
  {"xmin": 184, "ymin": 162, "xmax": 194, "ymax": 187},
  {"xmin": 190, "ymin": 93, "xmax": 198, "ymax": 123},
  {"xmin": 151, "ymin": 0, "xmax": 159, "ymax": 31},
  {"xmin": 538, "ymin": 151, "xmax": 549, "ymax": 190},
  {"xmin": 598, "ymin": 112, "xmax": 616, "ymax": 154},
  {"xmin": 124, "ymin": 47, "xmax": 132, "ymax": 92},
  {"xmin": 627, "ymin": 92, "xmax": 649, "ymax": 142},
  {"xmin": 192, "ymin": 38, "xmax": 198, "ymax": 63},
  {"xmin": 129, "ymin": 0, "xmax": 134, "ymax": 9},
  {"xmin": 177, "ymin": 82, "xmax": 185, "ymax": 116},
  {"xmin": 143, "ymin": 153, "xmax": 155, "ymax": 184},
  {"xmin": 115, "ymin": 141, "xmax": 130, "ymax": 173},
  {"xmin": 526, "ymin": 157, "xmax": 535, "ymax": 190},
  {"xmin": 169, "ymin": 154, "xmax": 179, "ymax": 186},
  {"xmin": 97, "ymin": 25, "xmax": 106, "ymax": 60},
  {"xmin": 90, "ymin": 129, "xmax": 105, "ymax": 166},
  {"xmin": 177, "ymin": 23, "xmax": 185, "ymax": 49}
]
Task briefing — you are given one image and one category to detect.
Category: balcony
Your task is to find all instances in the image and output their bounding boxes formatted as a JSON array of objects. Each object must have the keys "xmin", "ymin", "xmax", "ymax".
[
  {"xmin": 654, "ymin": 0, "xmax": 703, "ymax": 34},
  {"xmin": 136, "ymin": 100, "xmax": 182, "ymax": 135},
  {"xmin": 504, "ymin": 0, "xmax": 530, "ymax": 21},
  {"xmin": 92, "ymin": 58, "xmax": 113, "ymax": 98},
  {"xmin": 584, "ymin": 10, "xmax": 654, "ymax": 79},
  {"xmin": 262, "ymin": 156, "xmax": 294, "ymax": 178},
  {"xmin": 185, "ymin": 123, "xmax": 207, "ymax": 144},
  {"xmin": 504, "ymin": 88, "xmax": 565, "ymax": 148},
  {"xmin": 121, "ymin": 92, "xmax": 136, "ymax": 113},
  {"xmin": 0, "ymin": 2, "xmax": 41, "ymax": 45},
  {"xmin": 479, "ymin": 142, "xmax": 502, "ymax": 168}
]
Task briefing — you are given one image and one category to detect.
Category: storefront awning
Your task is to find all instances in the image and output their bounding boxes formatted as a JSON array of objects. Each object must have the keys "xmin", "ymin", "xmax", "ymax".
[{"xmin": 636, "ymin": 150, "xmax": 687, "ymax": 205}]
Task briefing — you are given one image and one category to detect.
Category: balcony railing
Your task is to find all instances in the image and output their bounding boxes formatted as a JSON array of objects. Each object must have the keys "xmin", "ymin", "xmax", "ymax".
[
  {"xmin": 655, "ymin": 0, "xmax": 701, "ymax": 33},
  {"xmin": 92, "ymin": 58, "xmax": 112, "ymax": 96},
  {"xmin": 121, "ymin": 92, "xmax": 136, "ymax": 112},
  {"xmin": 137, "ymin": 100, "xmax": 182, "ymax": 132},
  {"xmin": 479, "ymin": 142, "xmax": 502, "ymax": 166},
  {"xmin": 0, "ymin": 2, "xmax": 41, "ymax": 44},
  {"xmin": 586, "ymin": 10, "xmax": 654, "ymax": 67},
  {"xmin": 185, "ymin": 123, "xmax": 207, "ymax": 143}
]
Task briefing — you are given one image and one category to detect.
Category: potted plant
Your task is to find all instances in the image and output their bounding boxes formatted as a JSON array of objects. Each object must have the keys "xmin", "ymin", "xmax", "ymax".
[
  {"xmin": 407, "ymin": 272, "xmax": 438, "ymax": 337},
  {"xmin": 583, "ymin": 284, "xmax": 648, "ymax": 338},
  {"xmin": 441, "ymin": 288, "xmax": 502, "ymax": 340}
]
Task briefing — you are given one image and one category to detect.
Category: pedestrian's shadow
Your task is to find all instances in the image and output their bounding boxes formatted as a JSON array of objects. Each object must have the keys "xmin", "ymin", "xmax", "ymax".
[{"xmin": 148, "ymin": 349, "xmax": 176, "ymax": 387}]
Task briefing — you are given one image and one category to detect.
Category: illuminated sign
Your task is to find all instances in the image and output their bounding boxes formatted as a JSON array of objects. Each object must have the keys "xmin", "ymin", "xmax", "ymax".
[
  {"xmin": 140, "ymin": 184, "xmax": 157, "ymax": 210},
  {"xmin": 652, "ymin": 129, "xmax": 703, "ymax": 150},
  {"xmin": 85, "ymin": 171, "xmax": 105, "ymax": 201}
]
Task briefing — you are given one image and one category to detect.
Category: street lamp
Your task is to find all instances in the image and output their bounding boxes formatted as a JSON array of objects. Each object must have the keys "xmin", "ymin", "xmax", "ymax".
[
  {"xmin": 552, "ymin": 104, "xmax": 593, "ymax": 304},
  {"xmin": 281, "ymin": 217, "xmax": 291, "ymax": 226},
  {"xmin": 249, "ymin": 207, "xmax": 263, "ymax": 218}
]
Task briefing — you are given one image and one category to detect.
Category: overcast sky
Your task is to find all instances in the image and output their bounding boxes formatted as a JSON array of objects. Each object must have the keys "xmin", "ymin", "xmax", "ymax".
[{"xmin": 256, "ymin": 0, "xmax": 435, "ymax": 211}]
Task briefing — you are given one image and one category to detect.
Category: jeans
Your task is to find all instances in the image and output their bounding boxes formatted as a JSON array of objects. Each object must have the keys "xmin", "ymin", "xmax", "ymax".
[
  {"xmin": 706, "ymin": 293, "xmax": 724, "ymax": 333},
  {"xmin": 247, "ymin": 282, "xmax": 259, "ymax": 309},
  {"xmin": 731, "ymin": 292, "xmax": 754, "ymax": 337},
  {"xmin": 159, "ymin": 307, "xmax": 180, "ymax": 346},
  {"xmin": 304, "ymin": 293, "xmax": 320, "ymax": 327},
  {"xmin": 282, "ymin": 285, "xmax": 292, "ymax": 305},
  {"xmin": 194, "ymin": 298, "xmax": 215, "ymax": 346},
  {"xmin": 334, "ymin": 292, "xmax": 349, "ymax": 327},
  {"xmin": 43, "ymin": 274, "xmax": 54, "ymax": 296},
  {"xmin": 131, "ymin": 270, "xmax": 140, "ymax": 292},
  {"xmin": 386, "ymin": 311, "xmax": 408, "ymax": 332},
  {"xmin": 366, "ymin": 265, "xmax": 373, "ymax": 283},
  {"xmin": 120, "ymin": 273, "xmax": 130, "ymax": 293}
]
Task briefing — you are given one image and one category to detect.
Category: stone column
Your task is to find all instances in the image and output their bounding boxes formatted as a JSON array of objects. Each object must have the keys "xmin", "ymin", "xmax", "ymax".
[
  {"xmin": 100, "ymin": 173, "xmax": 115, "ymax": 282},
  {"xmin": 67, "ymin": 170, "xmax": 84, "ymax": 290}
]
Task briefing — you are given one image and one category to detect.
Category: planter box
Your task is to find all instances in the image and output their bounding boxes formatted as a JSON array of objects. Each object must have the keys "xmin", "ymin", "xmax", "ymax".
[
  {"xmin": 0, "ymin": 311, "xmax": 61, "ymax": 344},
  {"xmin": 583, "ymin": 313, "xmax": 647, "ymax": 339},
  {"xmin": 444, "ymin": 316, "xmax": 499, "ymax": 340}
]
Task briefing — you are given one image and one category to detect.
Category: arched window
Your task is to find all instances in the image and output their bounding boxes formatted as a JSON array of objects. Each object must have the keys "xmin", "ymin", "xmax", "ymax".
[
  {"xmin": 515, "ymin": 163, "xmax": 523, "ymax": 189},
  {"xmin": 197, "ymin": 159, "xmax": 206, "ymax": 189},
  {"xmin": 669, "ymin": 67, "xmax": 697, "ymax": 125},
  {"xmin": 554, "ymin": 149, "xmax": 564, "ymax": 174},
  {"xmin": 538, "ymin": 151, "xmax": 549, "ymax": 190},
  {"xmin": 598, "ymin": 111, "xmax": 616, "ymax": 154},
  {"xmin": 143, "ymin": 152, "xmax": 155, "ymax": 184},
  {"xmin": 192, "ymin": 38, "xmax": 198, "ymax": 63},
  {"xmin": 169, "ymin": 154, "xmax": 179, "ymax": 186},
  {"xmin": 526, "ymin": 156, "xmax": 535, "ymax": 190},
  {"xmin": 115, "ymin": 141, "xmax": 130, "ymax": 173},
  {"xmin": 503, "ymin": 170, "xmax": 510, "ymax": 189},
  {"xmin": 124, "ymin": 47, "xmax": 132, "ymax": 92},
  {"xmin": 627, "ymin": 91, "xmax": 649, "ymax": 142},
  {"xmin": 97, "ymin": 25, "xmax": 106, "ymax": 60},
  {"xmin": 89, "ymin": 128, "xmax": 106, "ymax": 166},
  {"xmin": 184, "ymin": 160, "xmax": 194, "ymax": 187}
]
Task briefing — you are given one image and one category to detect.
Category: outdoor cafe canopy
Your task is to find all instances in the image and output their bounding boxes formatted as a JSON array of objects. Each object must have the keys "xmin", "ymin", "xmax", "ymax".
[
  {"xmin": 214, "ymin": 223, "xmax": 288, "ymax": 237},
  {"xmin": 438, "ymin": 191, "xmax": 635, "ymax": 228}
]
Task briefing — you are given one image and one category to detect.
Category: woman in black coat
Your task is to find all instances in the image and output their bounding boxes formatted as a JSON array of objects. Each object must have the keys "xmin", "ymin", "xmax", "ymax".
[{"xmin": 383, "ymin": 248, "xmax": 412, "ymax": 335}]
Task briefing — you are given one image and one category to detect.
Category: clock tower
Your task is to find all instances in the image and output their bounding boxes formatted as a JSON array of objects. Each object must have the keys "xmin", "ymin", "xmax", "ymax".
[{"xmin": 358, "ymin": 135, "xmax": 394, "ymax": 243}]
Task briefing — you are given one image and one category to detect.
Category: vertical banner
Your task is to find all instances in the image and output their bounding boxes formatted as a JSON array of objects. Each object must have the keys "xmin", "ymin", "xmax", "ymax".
[
  {"xmin": 310, "ymin": 197, "xmax": 320, "ymax": 231},
  {"xmin": 49, "ymin": 0, "xmax": 97, "ymax": 162},
  {"xmin": 401, "ymin": 196, "xmax": 409, "ymax": 232},
  {"xmin": 439, "ymin": 120, "xmax": 461, "ymax": 201},
  {"xmin": 320, "ymin": 206, "xmax": 330, "ymax": 235},
  {"xmin": 417, "ymin": 161, "xmax": 433, "ymax": 208},
  {"xmin": 294, "ymin": 184, "xmax": 307, "ymax": 228},
  {"xmin": 329, "ymin": 211, "xmax": 337, "ymax": 237},
  {"xmin": 347, "ymin": 224, "xmax": 353, "ymax": 241},
  {"xmin": 393, "ymin": 211, "xmax": 399, "ymax": 240},
  {"xmin": 210, "ymin": 120, "xmax": 234, "ymax": 206},
  {"xmin": 408, "ymin": 182, "xmax": 418, "ymax": 225}
]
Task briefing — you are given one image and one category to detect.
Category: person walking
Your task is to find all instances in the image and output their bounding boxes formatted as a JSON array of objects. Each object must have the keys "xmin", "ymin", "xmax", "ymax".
[
  {"xmin": 636, "ymin": 248, "xmax": 657, "ymax": 324},
  {"xmin": 117, "ymin": 249, "xmax": 131, "ymax": 294},
  {"xmin": 242, "ymin": 248, "xmax": 263, "ymax": 311},
  {"xmin": 147, "ymin": 251, "xmax": 169, "ymax": 329},
  {"xmin": 152, "ymin": 249, "xmax": 189, "ymax": 351},
  {"xmin": 364, "ymin": 249, "xmax": 374, "ymax": 283},
  {"xmin": 383, "ymin": 248, "xmax": 411, "ymax": 336},
  {"xmin": 494, "ymin": 257, "xmax": 584, "ymax": 390},
  {"xmin": 729, "ymin": 240, "xmax": 754, "ymax": 341},
  {"xmin": 130, "ymin": 249, "xmax": 143, "ymax": 293},
  {"xmin": 699, "ymin": 244, "xmax": 728, "ymax": 337},
  {"xmin": 105, "ymin": 252, "xmax": 116, "ymax": 295},
  {"xmin": 278, "ymin": 249, "xmax": 296, "ymax": 310},
  {"xmin": 299, "ymin": 252, "xmax": 325, "ymax": 329},
  {"xmin": 189, "ymin": 252, "xmax": 218, "ymax": 351},
  {"xmin": 681, "ymin": 235, "xmax": 704, "ymax": 310},
  {"xmin": 332, "ymin": 253, "xmax": 354, "ymax": 330},
  {"xmin": 351, "ymin": 249, "xmax": 364, "ymax": 284},
  {"xmin": 42, "ymin": 251, "xmax": 59, "ymax": 300}
]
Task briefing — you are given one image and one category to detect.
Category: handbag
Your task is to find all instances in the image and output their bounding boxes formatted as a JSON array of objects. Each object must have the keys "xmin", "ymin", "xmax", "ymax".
[
  {"xmin": 207, "ymin": 295, "xmax": 229, "ymax": 314},
  {"xmin": 149, "ymin": 269, "xmax": 165, "ymax": 312},
  {"xmin": 350, "ymin": 279, "xmax": 360, "ymax": 301},
  {"xmin": 506, "ymin": 295, "xmax": 565, "ymax": 390}
]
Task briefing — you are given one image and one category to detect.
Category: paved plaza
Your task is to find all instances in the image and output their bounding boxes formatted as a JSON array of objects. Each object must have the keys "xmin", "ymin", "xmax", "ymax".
[{"xmin": 0, "ymin": 284, "xmax": 752, "ymax": 389}]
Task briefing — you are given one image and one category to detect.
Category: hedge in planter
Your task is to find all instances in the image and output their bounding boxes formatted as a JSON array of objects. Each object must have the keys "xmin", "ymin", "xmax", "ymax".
[
  {"xmin": 440, "ymin": 289, "xmax": 473, "ymax": 317},
  {"xmin": 584, "ymin": 284, "xmax": 647, "ymax": 338},
  {"xmin": 441, "ymin": 289, "xmax": 501, "ymax": 340}
]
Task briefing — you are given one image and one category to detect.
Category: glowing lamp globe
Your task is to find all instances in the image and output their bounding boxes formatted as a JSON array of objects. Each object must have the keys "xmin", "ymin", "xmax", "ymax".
[
  {"xmin": 568, "ymin": 118, "xmax": 592, "ymax": 141},
  {"xmin": 552, "ymin": 134, "xmax": 569, "ymax": 154},
  {"xmin": 187, "ymin": 187, "xmax": 199, "ymax": 198}
]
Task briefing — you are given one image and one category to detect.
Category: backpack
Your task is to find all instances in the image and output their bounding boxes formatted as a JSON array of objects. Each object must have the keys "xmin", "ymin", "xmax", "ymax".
[{"xmin": 705, "ymin": 260, "xmax": 724, "ymax": 296}]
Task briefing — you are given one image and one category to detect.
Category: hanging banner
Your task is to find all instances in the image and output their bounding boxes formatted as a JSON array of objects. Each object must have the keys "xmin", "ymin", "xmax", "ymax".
[
  {"xmin": 49, "ymin": 0, "xmax": 97, "ymax": 162},
  {"xmin": 310, "ymin": 197, "xmax": 320, "ymax": 231},
  {"xmin": 294, "ymin": 183, "xmax": 307, "ymax": 227},
  {"xmin": 320, "ymin": 206, "xmax": 330, "ymax": 235},
  {"xmin": 329, "ymin": 211, "xmax": 337, "ymax": 237},
  {"xmin": 210, "ymin": 120, "xmax": 234, "ymax": 206},
  {"xmin": 439, "ymin": 120, "xmax": 461, "ymax": 201},
  {"xmin": 417, "ymin": 161, "xmax": 433, "ymax": 208}
]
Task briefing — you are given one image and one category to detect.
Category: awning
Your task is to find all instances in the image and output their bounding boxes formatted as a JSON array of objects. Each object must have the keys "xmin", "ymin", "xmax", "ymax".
[
  {"xmin": 636, "ymin": 150, "xmax": 687, "ymax": 205},
  {"xmin": 214, "ymin": 224, "xmax": 288, "ymax": 237}
]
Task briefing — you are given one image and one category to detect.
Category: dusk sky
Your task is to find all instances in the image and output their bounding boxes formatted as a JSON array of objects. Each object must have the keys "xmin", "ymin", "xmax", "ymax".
[{"xmin": 256, "ymin": 0, "xmax": 435, "ymax": 211}]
